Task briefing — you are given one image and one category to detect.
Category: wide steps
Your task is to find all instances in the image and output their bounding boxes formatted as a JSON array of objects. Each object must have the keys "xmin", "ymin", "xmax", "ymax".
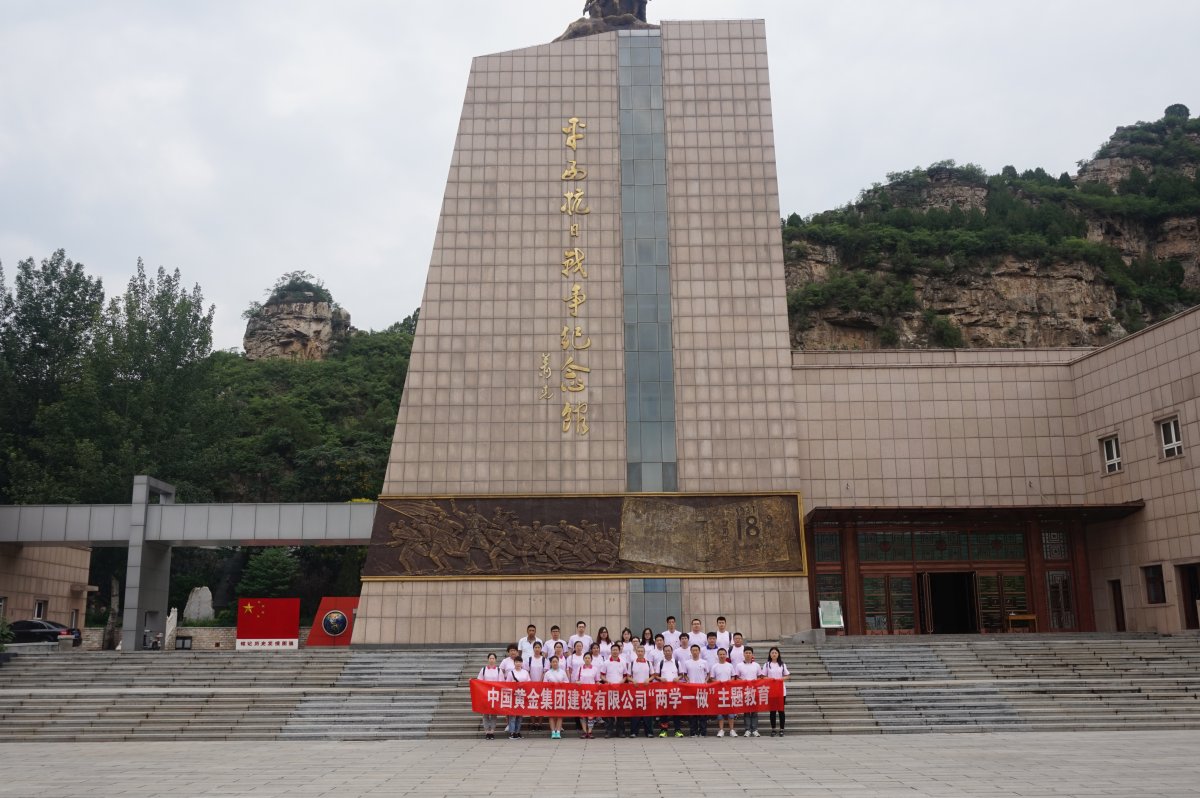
[{"xmin": 3, "ymin": 634, "xmax": 1200, "ymax": 740}]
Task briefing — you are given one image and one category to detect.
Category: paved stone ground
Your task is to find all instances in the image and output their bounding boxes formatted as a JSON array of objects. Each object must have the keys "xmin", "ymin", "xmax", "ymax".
[{"xmin": 1, "ymin": 730, "xmax": 1197, "ymax": 797}]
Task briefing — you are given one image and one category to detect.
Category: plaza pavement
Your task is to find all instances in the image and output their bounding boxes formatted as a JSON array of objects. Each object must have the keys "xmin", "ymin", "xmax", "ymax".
[{"xmin": 1, "ymin": 730, "xmax": 1196, "ymax": 797}]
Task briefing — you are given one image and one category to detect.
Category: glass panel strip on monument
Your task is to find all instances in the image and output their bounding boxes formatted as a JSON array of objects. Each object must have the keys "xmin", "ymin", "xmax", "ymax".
[{"xmin": 618, "ymin": 30, "xmax": 676, "ymax": 492}]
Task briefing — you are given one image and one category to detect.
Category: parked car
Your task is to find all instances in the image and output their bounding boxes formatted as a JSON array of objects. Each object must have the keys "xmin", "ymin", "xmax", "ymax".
[{"xmin": 10, "ymin": 620, "xmax": 82, "ymax": 646}]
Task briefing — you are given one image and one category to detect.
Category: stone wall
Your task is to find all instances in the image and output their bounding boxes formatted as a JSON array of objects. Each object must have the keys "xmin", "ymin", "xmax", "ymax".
[{"xmin": 82, "ymin": 626, "xmax": 312, "ymax": 651}]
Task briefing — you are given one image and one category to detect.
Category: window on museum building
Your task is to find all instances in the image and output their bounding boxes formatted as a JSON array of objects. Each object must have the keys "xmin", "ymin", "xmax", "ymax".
[
  {"xmin": 1143, "ymin": 564, "xmax": 1166, "ymax": 605},
  {"xmin": 1100, "ymin": 435, "xmax": 1122, "ymax": 473},
  {"xmin": 33, "ymin": 599, "xmax": 47, "ymax": 619},
  {"xmin": 1160, "ymin": 417, "xmax": 1183, "ymax": 459},
  {"xmin": 0, "ymin": 596, "xmax": 6, "ymax": 619}
]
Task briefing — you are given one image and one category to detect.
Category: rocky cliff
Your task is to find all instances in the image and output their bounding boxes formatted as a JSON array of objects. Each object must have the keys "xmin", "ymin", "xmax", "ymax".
[
  {"xmin": 242, "ymin": 298, "xmax": 352, "ymax": 361},
  {"xmin": 786, "ymin": 105, "xmax": 1200, "ymax": 350}
]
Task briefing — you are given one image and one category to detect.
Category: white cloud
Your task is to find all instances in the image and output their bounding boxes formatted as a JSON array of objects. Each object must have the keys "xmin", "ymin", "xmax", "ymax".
[{"xmin": 1, "ymin": 0, "xmax": 1196, "ymax": 349}]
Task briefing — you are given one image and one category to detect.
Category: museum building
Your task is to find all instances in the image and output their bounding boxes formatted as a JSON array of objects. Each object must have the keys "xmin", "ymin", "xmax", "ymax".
[{"xmin": 350, "ymin": 19, "xmax": 1200, "ymax": 644}]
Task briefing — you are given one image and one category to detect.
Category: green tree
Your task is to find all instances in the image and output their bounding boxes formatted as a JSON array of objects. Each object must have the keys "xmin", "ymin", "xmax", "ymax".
[
  {"xmin": 1164, "ymin": 103, "xmax": 1190, "ymax": 121},
  {"xmin": 236, "ymin": 548, "xmax": 299, "ymax": 598}
]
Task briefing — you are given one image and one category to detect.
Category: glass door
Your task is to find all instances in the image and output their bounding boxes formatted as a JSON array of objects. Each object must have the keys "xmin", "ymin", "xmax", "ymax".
[{"xmin": 862, "ymin": 574, "xmax": 916, "ymax": 635}]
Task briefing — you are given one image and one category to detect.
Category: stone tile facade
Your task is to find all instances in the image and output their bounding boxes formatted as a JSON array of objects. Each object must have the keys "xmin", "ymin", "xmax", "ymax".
[
  {"xmin": 359, "ymin": 21, "xmax": 809, "ymax": 646},
  {"xmin": 0, "ymin": 544, "xmax": 90, "ymax": 628}
]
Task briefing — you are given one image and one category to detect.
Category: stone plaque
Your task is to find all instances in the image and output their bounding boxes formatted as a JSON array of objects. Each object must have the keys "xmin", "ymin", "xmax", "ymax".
[{"xmin": 362, "ymin": 494, "xmax": 804, "ymax": 577}]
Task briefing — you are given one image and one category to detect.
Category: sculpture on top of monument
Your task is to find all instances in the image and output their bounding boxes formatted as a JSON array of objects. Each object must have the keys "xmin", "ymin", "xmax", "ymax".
[
  {"xmin": 584, "ymin": 0, "xmax": 649, "ymax": 23},
  {"xmin": 557, "ymin": 0, "xmax": 656, "ymax": 41}
]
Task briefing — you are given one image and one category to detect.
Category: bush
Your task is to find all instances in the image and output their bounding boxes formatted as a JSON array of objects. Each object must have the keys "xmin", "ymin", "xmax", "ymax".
[
  {"xmin": 0, "ymin": 617, "xmax": 12, "ymax": 652},
  {"xmin": 925, "ymin": 312, "xmax": 965, "ymax": 348}
]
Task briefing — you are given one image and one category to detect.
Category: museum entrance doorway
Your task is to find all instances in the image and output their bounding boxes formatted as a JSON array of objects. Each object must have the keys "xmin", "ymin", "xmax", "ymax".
[{"xmin": 919, "ymin": 572, "xmax": 978, "ymax": 634}]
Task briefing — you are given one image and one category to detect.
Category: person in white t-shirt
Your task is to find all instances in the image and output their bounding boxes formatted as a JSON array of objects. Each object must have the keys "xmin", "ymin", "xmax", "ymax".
[
  {"xmin": 710, "ymin": 647, "xmax": 738, "ymax": 737},
  {"xmin": 594, "ymin": 626, "xmax": 615, "ymax": 658},
  {"xmin": 618, "ymin": 627, "xmax": 636, "ymax": 661},
  {"xmin": 543, "ymin": 656, "xmax": 569, "ymax": 739},
  {"xmin": 477, "ymin": 653, "xmax": 505, "ymax": 740},
  {"xmin": 714, "ymin": 616, "xmax": 732, "ymax": 652},
  {"xmin": 673, "ymin": 634, "xmax": 692, "ymax": 669},
  {"xmin": 567, "ymin": 621, "xmax": 593, "ymax": 656},
  {"xmin": 656, "ymin": 644, "xmax": 683, "ymax": 737},
  {"xmin": 543, "ymin": 625, "xmax": 566, "ymax": 658},
  {"xmin": 527, "ymin": 642, "xmax": 548, "ymax": 681},
  {"xmin": 628, "ymin": 645, "xmax": 655, "ymax": 738},
  {"xmin": 728, "ymin": 632, "xmax": 746, "ymax": 666},
  {"xmin": 498, "ymin": 643, "xmax": 520, "ymax": 680},
  {"xmin": 688, "ymin": 618, "xmax": 706, "ymax": 647},
  {"xmin": 506, "ymin": 658, "xmax": 531, "ymax": 739},
  {"xmin": 736, "ymin": 647, "xmax": 764, "ymax": 737},
  {"xmin": 601, "ymin": 644, "xmax": 630, "ymax": 737},
  {"xmin": 701, "ymin": 632, "xmax": 720, "ymax": 668},
  {"xmin": 575, "ymin": 652, "xmax": 600, "ymax": 739},
  {"xmin": 661, "ymin": 616, "xmax": 682, "ymax": 651},
  {"xmin": 517, "ymin": 625, "xmax": 542, "ymax": 663},
  {"xmin": 681, "ymin": 645, "xmax": 712, "ymax": 737},
  {"xmin": 526, "ymin": 641, "xmax": 549, "ymax": 732},
  {"xmin": 764, "ymin": 646, "xmax": 790, "ymax": 736},
  {"xmin": 566, "ymin": 641, "xmax": 587, "ymax": 682},
  {"xmin": 646, "ymin": 634, "xmax": 666, "ymax": 670}
]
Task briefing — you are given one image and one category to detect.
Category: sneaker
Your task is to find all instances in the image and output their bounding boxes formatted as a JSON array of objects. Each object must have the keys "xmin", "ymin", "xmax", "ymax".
[
  {"xmin": 658, "ymin": 730, "xmax": 667, "ymax": 738},
  {"xmin": 486, "ymin": 733, "xmax": 493, "ymax": 740},
  {"xmin": 515, "ymin": 733, "xmax": 523, "ymax": 739},
  {"xmin": 769, "ymin": 729, "xmax": 777, "ymax": 736},
  {"xmin": 752, "ymin": 730, "xmax": 761, "ymax": 737},
  {"xmin": 508, "ymin": 733, "xmax": 516, "ymax": 739},
  {"xmin": 730, "ymin": 730, "xmax": 738, "ymax": 737},
  {"xmin": 716, "ymin": 730, "xmax": 725, "ymax": 738},
  {"xmin": 674, "ymin": 731, "xmax": 684, "ymax": 738},
  {"xmin": 779, "ymin": 729, "xmax": 786, "ymax": 736}
]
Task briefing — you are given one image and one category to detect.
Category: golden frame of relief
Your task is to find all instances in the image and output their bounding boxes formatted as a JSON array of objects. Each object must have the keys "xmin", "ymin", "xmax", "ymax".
[{"xmin": 362, "ymin": 492, "xmax": 806, "ymax": 580}]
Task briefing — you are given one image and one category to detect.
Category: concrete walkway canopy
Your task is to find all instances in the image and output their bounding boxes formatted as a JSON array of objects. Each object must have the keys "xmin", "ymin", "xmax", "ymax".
[{"xmin": 0, "ymin": 476, "xmax": 376, "ymax": 651}]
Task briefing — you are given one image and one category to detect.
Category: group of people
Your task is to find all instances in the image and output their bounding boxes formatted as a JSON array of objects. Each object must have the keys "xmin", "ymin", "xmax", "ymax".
[{"xmin": 475, "ymin": 616, "xmax": 791, "ymax": 740}]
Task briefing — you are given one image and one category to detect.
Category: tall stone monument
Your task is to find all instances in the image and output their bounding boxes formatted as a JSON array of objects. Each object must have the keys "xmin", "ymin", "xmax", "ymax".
[{"xmin": 353, "ymin": 15, "xmax": 805, "ymax": 645}]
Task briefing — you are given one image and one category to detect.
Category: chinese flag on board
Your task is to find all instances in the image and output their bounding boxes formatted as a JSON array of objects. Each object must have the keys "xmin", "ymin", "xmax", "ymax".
[{"xmin": 236, "ymin": 598, "xmax": 300, "ymax": 645}]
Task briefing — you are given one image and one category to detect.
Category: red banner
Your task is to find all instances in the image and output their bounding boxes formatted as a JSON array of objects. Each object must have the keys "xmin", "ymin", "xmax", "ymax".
[{"xmin": 470, "ymin": 679, "xmax": 783, "ymax": 717}]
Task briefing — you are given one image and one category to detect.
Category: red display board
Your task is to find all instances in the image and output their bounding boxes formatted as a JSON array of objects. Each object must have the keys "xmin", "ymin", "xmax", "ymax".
[
  {"xmin": 305, "ymin": 597, "xmax": 359, "ymax": 647},
  {"xmin": 470, "ymin": 678, "xmax": 783, "ymax": 717},
  {"xmin": 236, "ymin": 598, "xmax": 300, "ymax": 651}
]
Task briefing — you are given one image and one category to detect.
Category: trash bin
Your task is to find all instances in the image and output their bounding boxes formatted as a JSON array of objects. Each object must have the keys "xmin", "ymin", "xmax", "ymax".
[{"xmin": 175, "ymin": 635, "xmax": 193, "ymax": 650}]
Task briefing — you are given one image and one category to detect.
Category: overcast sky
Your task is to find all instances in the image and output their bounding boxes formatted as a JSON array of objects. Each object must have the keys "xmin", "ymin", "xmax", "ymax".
[{"xmin": 1, "ymin": 1, "xmax": 1196, "ymax": 350}]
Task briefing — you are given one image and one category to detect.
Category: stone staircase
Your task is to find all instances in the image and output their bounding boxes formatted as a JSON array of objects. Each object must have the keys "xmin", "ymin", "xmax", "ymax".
[{"xmin": 1, "ymin": 634, "xmax": 1198, "ymax": 740}]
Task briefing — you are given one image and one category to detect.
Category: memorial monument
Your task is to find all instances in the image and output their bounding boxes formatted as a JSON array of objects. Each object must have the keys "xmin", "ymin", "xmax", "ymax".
[{"xmin": 353, "ymin": 8, "xmax": 807, "ymax": 644}]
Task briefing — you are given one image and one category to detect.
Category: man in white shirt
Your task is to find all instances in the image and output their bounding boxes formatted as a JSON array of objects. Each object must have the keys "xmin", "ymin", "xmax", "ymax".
[
  {"xmin": 728, "ymin": 632, "xmax": 746, "ymax": 666},
  {"xmin": 673, "ymin": 633, "xmax": 692, "ymax": 669},
  {"xmin": 681, "ymin": 645, "xmax": 711, "ymax": 737},
  {"xmin": 543, "ymin": 625, "xmax": 566, "ymax": 658},
  {"xmin": 710, "ymin": 647, "xmax": 737, "ymax": 737},
  {"xmin": 628, "ymin": 645, "xmax": 655, "ymax": 737},
  {"xmin": 714, "ymin": 616, "xmax": 732, "ymax": 652},
  {"xmin": 656, "ymin": 644, "xmax": 684, "ymax": 737},
  {"xmin": 661, "ymin": 616, "xmax": 682, "ymax": 651},
  {"xmin": 701, "ymin": 632, "xmax": 720, "ymax": 668},
  {"xmin": 517, "ymin": 624, "xmax": 542, "ymax": 663},
  {"xmin": 688, "ymin": 617, "xmax": 706, "ymax": 646},
  {"xmin": 646, "ymin": 634, "xmax": 666, "ymax": 669},
  {"xmin": 601, "ymin": 644, "xmax": 630, "ymax": 737},
  {"xmin": 736, "ymin": 647, "xmax": 764, "ymax": 737},
  {"xmin": 567, "ymin": 621, "xmax": 593, "ymax": 656}
]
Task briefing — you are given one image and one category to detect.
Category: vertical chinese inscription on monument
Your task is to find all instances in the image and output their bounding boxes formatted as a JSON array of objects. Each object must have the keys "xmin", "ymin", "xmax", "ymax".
[{"xmin": 553, "ymin": 116, "xmax": 592, "ymax": 435}]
